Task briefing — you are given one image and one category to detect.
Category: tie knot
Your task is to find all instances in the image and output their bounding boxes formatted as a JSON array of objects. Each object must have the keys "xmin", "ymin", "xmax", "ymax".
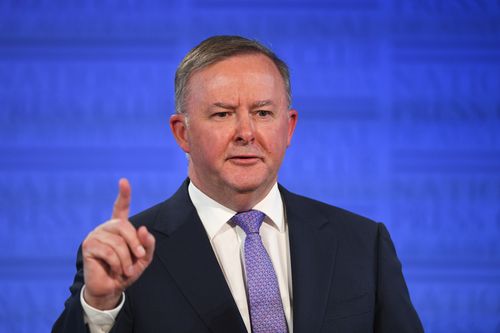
[{"xmin": 232, "ymin": 210, "xmax": 265, "ymax": 235}]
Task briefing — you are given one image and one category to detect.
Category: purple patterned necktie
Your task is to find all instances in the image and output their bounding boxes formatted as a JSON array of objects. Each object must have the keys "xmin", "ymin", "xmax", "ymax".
[{"xmin": 232, "ymin": 210, "xmax": 288, "ymax": 333}]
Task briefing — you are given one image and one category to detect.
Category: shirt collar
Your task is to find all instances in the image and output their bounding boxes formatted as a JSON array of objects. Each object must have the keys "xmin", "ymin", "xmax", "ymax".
[{"xmin": 188, "ymin": 181, "xmax": 285, "ymax": 240}]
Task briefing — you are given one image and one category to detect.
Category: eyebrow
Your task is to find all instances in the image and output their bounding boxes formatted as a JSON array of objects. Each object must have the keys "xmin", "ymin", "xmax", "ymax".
[
  {"xmin": 212, "ymin": 102, "xmax": 236, "ymax": 110},
  {"xmin": 252, "ymin": 100, "xmax": 274, "ymax": 108},
  {"xmin": 211, "ymin": 100, "xmax": 274, "ymax": 110}
]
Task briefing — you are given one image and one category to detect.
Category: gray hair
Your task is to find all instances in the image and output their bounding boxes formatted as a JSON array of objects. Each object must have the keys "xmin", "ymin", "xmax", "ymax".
[{"xmin": 174, "ymin": 35, "xmax": 291, "ymax": 114}]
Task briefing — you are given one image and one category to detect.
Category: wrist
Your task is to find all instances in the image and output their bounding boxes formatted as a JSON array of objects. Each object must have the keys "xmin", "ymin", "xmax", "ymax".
[{"xmin": 83, "ymin": 287, "xmax": 122, "ymax": 311}]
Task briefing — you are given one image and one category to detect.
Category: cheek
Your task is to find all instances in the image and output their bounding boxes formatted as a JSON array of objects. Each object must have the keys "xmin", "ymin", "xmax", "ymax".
[
  {"xmin": 262, "ymin": 123, "xmax": 289, "ymax": 151},
  {"xmin": 190, "ymin": 127, "xmax": 229, "ymax": 159}
]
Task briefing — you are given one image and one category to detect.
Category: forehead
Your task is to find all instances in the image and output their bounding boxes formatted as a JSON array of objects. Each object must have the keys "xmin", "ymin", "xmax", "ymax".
[{"xmin": 186, "ymin": 53, "xmax": 286, "ymax": 104}]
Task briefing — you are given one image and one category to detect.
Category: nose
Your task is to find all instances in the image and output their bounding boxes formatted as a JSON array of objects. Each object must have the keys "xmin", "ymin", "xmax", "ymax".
[{"xmin": 234, "ymin": 113, "xmax": 255, "ymax": 145}]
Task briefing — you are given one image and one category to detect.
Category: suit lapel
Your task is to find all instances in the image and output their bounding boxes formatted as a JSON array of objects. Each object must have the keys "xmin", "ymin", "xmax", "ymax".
[
  {"xmin": 281, "ymin": 186, "xmax": 338, "ymax": 333},
  {"xmin": 151, "ymin": 180, "xmax": 247, "ymax": 333}
]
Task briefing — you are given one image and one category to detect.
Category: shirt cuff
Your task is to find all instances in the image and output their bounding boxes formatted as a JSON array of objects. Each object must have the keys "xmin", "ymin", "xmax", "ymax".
[{"xmin": 80, "ymin": 285, "xmax": 125, "ymax": 330}]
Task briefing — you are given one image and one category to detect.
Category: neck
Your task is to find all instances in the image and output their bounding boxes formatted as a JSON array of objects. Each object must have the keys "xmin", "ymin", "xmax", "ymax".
[{"xmin": 188, "ymin": 176, "xmax": 275, "ymax": 212}]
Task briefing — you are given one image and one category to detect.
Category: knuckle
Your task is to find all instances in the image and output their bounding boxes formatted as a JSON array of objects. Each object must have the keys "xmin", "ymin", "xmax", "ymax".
[
  {"xmin": 115, "ymin": 236, "xmax": 127, "ymax": 249},
  {"xmin": 82, "ymin": 238, "xmax": 90, "ymax": 249},
  {"xmin": 121, "ymin": 225, "xmax": 138, "ymax": 242},
  {"xmin": 103, "ymin": 247, "xmax": 115, "ymax": 259},
  {"xmin": 92, "ymin": 222, "xmax": 110, "ymax": 235},
  {"xmin": 102, "ymin": 219, "xmax": 122, "ymax": 233},
  {"xmin": 108, "ymin": 219, "xmax": 121, "ymax": 227},
  {"xmin": 115, "ymin": 243, "xmax": 131, "ymax": 261},
  {"xmin": 82, "ymin": 236, "xmax": 95, "ymax": 251},
  {"xmin": 122, "ymin": 220, "xmax": 136, "ymax": 231}
]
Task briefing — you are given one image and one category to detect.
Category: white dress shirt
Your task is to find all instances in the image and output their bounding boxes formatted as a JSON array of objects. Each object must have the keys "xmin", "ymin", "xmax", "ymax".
[{"xmin": 82, "ymin": 181, "xmax": 293, "ymax": 333}]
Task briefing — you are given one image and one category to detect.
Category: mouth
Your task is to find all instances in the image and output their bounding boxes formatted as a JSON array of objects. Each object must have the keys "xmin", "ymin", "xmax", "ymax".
[{"xmin": 227, "ymin": 155, "xmax": 262, "ymax": 165}]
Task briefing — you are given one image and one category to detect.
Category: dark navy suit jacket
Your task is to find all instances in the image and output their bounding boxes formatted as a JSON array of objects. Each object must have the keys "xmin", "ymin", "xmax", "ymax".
[{"xmin": 53, "ymin": 179, "xmax": 423, "ymax": 332}]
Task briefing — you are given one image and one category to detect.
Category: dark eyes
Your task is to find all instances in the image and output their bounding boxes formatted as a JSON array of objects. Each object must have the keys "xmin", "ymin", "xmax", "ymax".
[
  {"xmin": 256, "ymin": 110, "xmax": 272, "ymax": 117},
  {"xmin": 212, "ymin": 110, "xmax": 273, "ymax": 119},
  {"xmin": 214, "ymin": 112, "xmax": 230, "ymax": 118}
]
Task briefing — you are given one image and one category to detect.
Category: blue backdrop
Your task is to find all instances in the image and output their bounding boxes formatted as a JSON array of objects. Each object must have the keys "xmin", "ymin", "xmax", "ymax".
[{"xmin": 1, "ymin": 1, "xmax": 499, "ymax": 332}]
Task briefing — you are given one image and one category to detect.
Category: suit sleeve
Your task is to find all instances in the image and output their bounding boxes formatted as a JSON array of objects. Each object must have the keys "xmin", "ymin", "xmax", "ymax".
[
  {"xmin": 374, "ymin": 223, "xmax": 424, "ymax": 332},
  {"xmin": 52, "ymin": 246, "xmax": 90, "ymax": 333}
]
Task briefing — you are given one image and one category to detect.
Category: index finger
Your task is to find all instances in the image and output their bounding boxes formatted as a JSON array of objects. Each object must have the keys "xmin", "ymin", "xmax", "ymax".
[{"xmin": 112, "ymin": 178, "xmax": 131, "ymax": 221}]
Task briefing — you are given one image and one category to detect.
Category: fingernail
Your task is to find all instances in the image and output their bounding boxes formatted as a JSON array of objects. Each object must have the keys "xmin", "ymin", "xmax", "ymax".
[
  {"xmin": 127, "ymin": 266, "xmax": 134, "ymax": 275},
  {"xmin": 136, "ymin": 246, "xmax": 145, "ymax": 257}
]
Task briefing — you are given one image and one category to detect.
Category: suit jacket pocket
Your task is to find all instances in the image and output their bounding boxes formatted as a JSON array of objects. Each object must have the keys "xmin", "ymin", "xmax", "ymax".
[{"xmin": 325, "ymin": 292, "xmax": 372, "ymax": 321}]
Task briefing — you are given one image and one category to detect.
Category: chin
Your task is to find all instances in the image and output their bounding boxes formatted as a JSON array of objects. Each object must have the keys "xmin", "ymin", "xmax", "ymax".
[{"xmin": 225, "ymin": 176, "xmax": 272, "ymax": 195}]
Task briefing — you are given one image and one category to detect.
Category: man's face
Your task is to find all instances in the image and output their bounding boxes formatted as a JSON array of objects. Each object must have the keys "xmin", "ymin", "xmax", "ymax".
[{"xmin": 171, "ymin": 53, "xmax": 297, "ymax": 205}]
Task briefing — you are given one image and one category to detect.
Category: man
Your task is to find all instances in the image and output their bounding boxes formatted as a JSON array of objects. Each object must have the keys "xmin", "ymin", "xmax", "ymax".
[{"xmin": 53, "ymin": 35, "xmax": 423, "ymax": 332}]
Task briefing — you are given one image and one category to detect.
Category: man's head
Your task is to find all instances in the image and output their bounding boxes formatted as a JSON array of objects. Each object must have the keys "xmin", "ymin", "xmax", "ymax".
[{"xmin": 170, "ymin": 36, "xmax": 298, "ymax": 211}]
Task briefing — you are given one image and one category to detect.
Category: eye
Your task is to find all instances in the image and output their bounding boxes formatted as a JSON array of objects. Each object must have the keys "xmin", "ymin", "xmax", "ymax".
[
  {"xmin": 213, "ymin": 112, "xmax": 230, "ymax": 118},
  {"xmin": 256, "ymin": 110, "xmax": 272, "ymax": 118}
]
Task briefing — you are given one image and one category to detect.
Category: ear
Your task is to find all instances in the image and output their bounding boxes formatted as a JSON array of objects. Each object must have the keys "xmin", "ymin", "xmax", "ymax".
[
  {"xmin": 170, "ymin": 113, "xmax": 190, "ymax": 153},
  {"xmin": 286, "ymin": 109, "xmax": 298, "ymax": 147}
]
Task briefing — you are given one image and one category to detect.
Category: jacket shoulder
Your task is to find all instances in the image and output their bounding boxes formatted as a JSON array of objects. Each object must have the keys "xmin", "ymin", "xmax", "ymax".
[
  {"xmin": 129, "ymin": 201, "xmax": 165, "ymax": 228},
  {"xmin": 279, "ymin": 185, "xmax": 379, "ymax": 233}
]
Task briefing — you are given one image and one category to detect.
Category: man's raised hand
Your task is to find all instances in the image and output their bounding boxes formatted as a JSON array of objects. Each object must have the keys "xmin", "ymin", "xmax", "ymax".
[{"xmin": 82, "ymin": 178, "xmax": 156, "ymax": 310}]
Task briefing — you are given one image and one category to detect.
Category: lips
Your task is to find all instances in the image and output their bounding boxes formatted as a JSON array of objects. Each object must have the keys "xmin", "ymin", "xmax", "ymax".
[{"xmin": 227, "ymin": 155, "xmax": 262, "ymax": 165}]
